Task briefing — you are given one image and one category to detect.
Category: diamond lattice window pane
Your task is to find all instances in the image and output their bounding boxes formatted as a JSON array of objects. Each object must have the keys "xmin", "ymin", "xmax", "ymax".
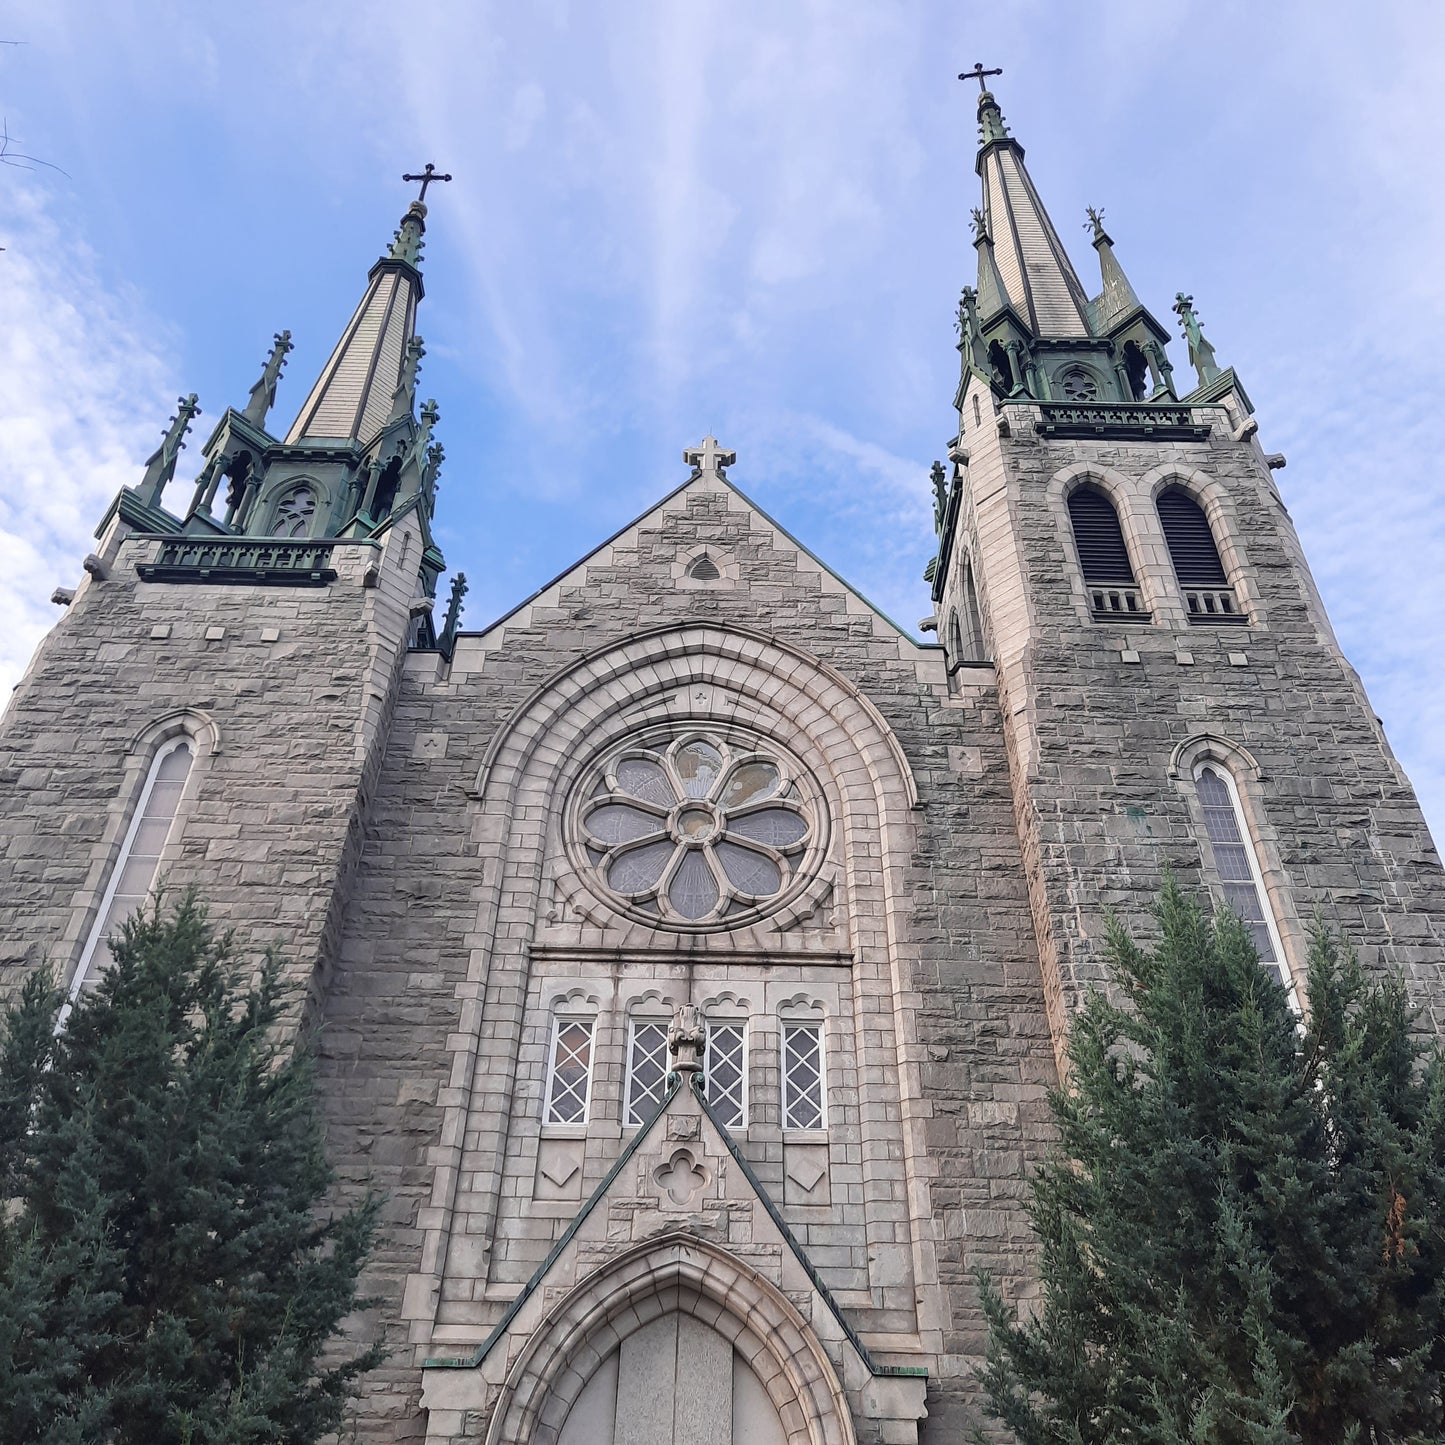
[
  {"xmin": 607, "ymin": 840, "xmax": 674, "ymax": 893},
  {"xmin": 585, "ymin": 804, "xmax": 663, "ymax": 845},
  {"xmin": 715, "ymin": 841, "xmax": 782, "ymax": 897},
  {"xmin": 721, "ymin": 762, "xmax": 780, "ymax": 809},
  {"xmin": 669, "ymin": 850, "xmax": 719, "ymax": 920},
  {"xmin": 727, "ymin": 809, "xmax": 808, "ymax": 848},
  {"xmin": 674, "ymin": 741, "xmax": 723, "ymax": 799},
  {"xmin": 704, "ymin": 1023, "xmax": 746, "ymax": 1128},
  {"xmin": 782, "ymin": 1023, "xmax": 824, "ymax": 1130},
  {"xmin": 616, "ymin": 757, "xmax": 676, "ymax": 807},
  {"xmin": 546, "ymin": 1020, "xmax": 594, "ymax": 1124},
  {"xmin": 626, "ymin": 1021, "xmax": 670, "ymax": 1124}
]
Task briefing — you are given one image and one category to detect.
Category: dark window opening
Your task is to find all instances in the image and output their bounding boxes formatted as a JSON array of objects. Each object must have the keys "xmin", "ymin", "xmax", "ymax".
[
  {"xmin": 687, "ymin": 553, "xmax": 721, "ymax": 582},
  {"xmin": 1122, "ymin": 341, "xmax": 1149, "ymax": 401},
  {"xmin": 1068, "ymin": 487, "xmax": 1136, "ymax": 586},
  {"xmin": 1158, "ymin": 487, "xmax": 1228, "ymax": 586},
  {"xmin": 372, "ymin": 457, "xmax": 402, "ymax": 521},
  {"xmin": 987, "ymin": 340, "xmax": 1012, "ymax": 392}
]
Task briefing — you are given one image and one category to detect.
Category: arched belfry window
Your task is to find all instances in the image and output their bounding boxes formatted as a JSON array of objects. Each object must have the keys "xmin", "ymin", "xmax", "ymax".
[
  {"xmin": 1158, "ymin": 486, "xmax": 1245, "ymax": 624},
  {"xmin": 69, "ymin": 737, "xmax": 194, "ymax": 1006},
  {"xmin": 1067, "ymin": 486, "xmax": 1147, "ymax": 621},
  {"xmin": 1194, "ymin": 763, "xmax": 1290, "ymax": 994}
]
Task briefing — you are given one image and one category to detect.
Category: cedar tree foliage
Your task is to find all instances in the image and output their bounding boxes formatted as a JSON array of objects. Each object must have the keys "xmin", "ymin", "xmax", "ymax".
[
  {"xmin": 977, "ymin": 876, "xmax": 1445, "ymax": 1444},
  {"xmin": 0, "ymin": 892, "xmax": 384, "ymax": 1444}
]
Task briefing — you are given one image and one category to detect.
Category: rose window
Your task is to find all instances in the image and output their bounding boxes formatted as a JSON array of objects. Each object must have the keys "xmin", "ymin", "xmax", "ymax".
[{"xmin": 576, "ymin": 733, "xmax": 815, "ymax": 926}]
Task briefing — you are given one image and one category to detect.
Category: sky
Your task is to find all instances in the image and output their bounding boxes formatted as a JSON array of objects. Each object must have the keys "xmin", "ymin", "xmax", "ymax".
[{"xmin": 2, "ymin": 1, "xmax": 1444, "ymax": 841}]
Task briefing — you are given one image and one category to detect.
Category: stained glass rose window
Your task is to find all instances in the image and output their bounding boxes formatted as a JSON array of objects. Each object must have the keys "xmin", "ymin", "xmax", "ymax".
[{"xmin": 575, "ymin": 732, "xmax": 815, "ymax": 926}]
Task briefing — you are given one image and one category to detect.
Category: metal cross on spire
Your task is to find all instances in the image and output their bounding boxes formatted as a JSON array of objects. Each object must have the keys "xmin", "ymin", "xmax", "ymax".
[
  {"xmin": 402, "ymin": 163, "xmax": 452, "ymax": 205},
  {"xmin": 958, "ymin": 62, "xmax": 1003, "ymax": 92}
]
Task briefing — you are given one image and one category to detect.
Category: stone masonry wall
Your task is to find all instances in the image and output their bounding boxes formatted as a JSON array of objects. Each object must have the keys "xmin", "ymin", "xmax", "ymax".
[
  {"xmin": 943, "ymin": 377, "xmax": 1445, "ymax": 1070},
  {"xmin": 0, "ymin": 501, "xmax": 425, "ymax": 1021},
  {"xmin": 313, "ymin": 479, "xmax": 1056, "ymax": 1442}
]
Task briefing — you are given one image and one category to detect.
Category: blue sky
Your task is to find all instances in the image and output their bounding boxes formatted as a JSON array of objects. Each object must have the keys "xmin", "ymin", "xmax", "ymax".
[{"xmin": 3, "ymin": 1, "xmax": 1444, "ymax": 842}]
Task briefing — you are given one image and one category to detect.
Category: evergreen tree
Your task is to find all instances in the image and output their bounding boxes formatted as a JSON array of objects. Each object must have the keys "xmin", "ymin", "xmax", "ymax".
[
  {"xmin": 977, "ymin": 876, "xmax": 1445, "ymax": 1444},
  {"xmin": 0, "ymin": 893, "xmax": 384, "ymax": 1444}
]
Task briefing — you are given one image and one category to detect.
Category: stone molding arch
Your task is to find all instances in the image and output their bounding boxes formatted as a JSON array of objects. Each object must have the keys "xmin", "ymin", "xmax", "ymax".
[
  {"xmin": 1047, "ymin": 461, "xmax": 1163, "ymax": 625},
  {"xmin": 1141, "ymin": 463, "xmax": 1261, "ymax": 625},
  {"xmin": 483, "ymin": 1233, "xmax": 859, "ymax": 1445},
  {"xmin": 474, "ymin": 622, "xmax": 917, "ymax": 810},
  {"xmin": 126, "ymin": 705, "xmax": 222, "ymax": 760},
  {"xmin": 405, "ymin": 622, "xmax": 938, "ymax": 1350},
  {"xmin": 1168, "ymin": 731, "xmax": 1266, "ymax": 783}
]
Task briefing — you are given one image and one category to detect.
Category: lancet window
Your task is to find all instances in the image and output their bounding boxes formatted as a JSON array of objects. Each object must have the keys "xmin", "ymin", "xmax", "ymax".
[
  {"xmin": 1157, "ymin": 486, "xmax": 1245, "ymax": 624},
  {"xmin": 703, "ymin": 1022, "xmax": 747, "ymax": 1129},
  {"xmin": 544, "ymin": 1016, "xmax": 596, "ymax": 1125},
  {"xmin": 69, "ymin": 737, "xmax": 193, "ymax": 1006},
  {"xmin": 624, "ymin": 1018, "xmax": 670, "ymax": 1125},
  {"xmin": 1194, "ymin": 764, "xmax": 1289, "ymax": 992},
  {"xmin": 1068, "ymin": 485, "xmax": 1146, "ymax": 621},
  {"xmin": 781, "ymin": 1022, "xmax": 825, "ymax": 1131}
]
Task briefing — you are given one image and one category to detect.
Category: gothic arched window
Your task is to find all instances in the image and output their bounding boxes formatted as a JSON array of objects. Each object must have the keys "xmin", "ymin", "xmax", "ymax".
[
  {"xmin": 1158, "ymin": 486, "xmax": 1245, "ymax": 624},
  {"xmin": 1194, "ymin": 763, "xmax": 1289, "ymax": 993},
  {"xmin": 1068, "ymin": 485, "xmax": 1146, "ymax": 620},
  {"xmin": 271, "ymin": 484, "xmax": 317, "ymax": 538},
  {"xmin": 68, "ymin": 737, "xmax": 193, "ymax": 1008}
]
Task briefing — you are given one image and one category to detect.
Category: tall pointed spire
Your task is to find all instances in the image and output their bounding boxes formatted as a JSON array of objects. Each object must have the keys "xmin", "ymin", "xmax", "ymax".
[
  {"xmin": 1083, "ymin": 207, "xmax": 1143, "ymax": 334},
  {"xmin": 283, "ymin": 170, "xmax": 448, "ymax": 448},
  {"xmin": 962, "ymin": 68, "xmax": 1090, "ymax": 338}
]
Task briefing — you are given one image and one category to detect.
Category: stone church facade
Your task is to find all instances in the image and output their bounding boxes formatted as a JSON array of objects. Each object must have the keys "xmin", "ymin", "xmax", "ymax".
[{"xmin": 3, "ymin": 82, "xmax": 1443, "ymax": 1443}]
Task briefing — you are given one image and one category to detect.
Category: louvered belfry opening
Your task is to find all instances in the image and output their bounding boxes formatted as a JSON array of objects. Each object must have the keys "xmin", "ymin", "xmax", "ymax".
[
  {"xmin": 1158, "ymin": 486, "xmax": 1246, "ymax": 625},
  {"xmin": 1068, "ymin": 486, "xmax": 1148, "ymax": 621}
]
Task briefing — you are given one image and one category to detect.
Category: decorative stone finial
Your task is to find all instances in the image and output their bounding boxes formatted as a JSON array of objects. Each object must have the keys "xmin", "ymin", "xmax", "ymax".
[
  {"xmin": 136, "ymin": 393, "xmax": 201, "ymax": 508},
  {"xmin": 667, "ymin": 1004, "xmax": 706, "ymax": 1076},
  {"xmin": 440, "ymin": 571, "xmax": 468, "ymax": 653},
  {"xmin": 970, "ymin": 207, "xmax": 990, "ymax": 244},
  {"xmin": 1085, "ymin": 206, "xmax": 1110, "ymax": 246},
  {"xmin": 683, "ymin": 436, "xmax": 735, "ymax": 478},
  {"xmin": 931, "ymin": 460, "xmax": 949, "ymax": 534},
  {"xmin": 241, "ymin": 330, "xmax": 294, "ymax": 428},
  {"xmin": 1172, "ymin": 293, "xmax": 1221, "ymax": 386}
]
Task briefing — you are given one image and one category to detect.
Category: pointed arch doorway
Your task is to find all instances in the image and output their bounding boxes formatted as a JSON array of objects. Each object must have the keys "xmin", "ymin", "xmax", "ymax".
[
  {"xmin": 557, "ymin": 1310, "xmax": 787, "ymax": 1445},
  {"xmin": 482, "ymin": 1234, "xmax": 858, "ymax": 1445}
]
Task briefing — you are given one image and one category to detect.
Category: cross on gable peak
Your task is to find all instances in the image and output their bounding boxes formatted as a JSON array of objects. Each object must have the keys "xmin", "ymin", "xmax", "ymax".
[{"xmin": 683, "ymin": 435, "xmax": 736, "ymax": 477}]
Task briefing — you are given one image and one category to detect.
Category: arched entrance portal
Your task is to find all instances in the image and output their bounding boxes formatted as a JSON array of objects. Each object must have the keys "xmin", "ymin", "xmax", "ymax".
[
  {"xmin": 557, "ymin": 1310, "xmax": 787, "ymax": 1445},
  {"xmin": 483, "ymin": 1233, "xmax": 857, "ymax": 1445}
]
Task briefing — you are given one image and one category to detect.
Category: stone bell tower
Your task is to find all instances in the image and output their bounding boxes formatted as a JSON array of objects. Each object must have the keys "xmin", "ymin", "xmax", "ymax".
[
  {"xmin": 0, "ymin": 174, "xmax": 458, "ymax": 1020},
  {"xmin": 929, "ymin": 69, "xmax": 1445, "ymax": 1061}
]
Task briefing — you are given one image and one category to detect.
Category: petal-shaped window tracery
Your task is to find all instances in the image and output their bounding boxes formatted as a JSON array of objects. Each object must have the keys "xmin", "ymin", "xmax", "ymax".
[{"xmin": 576, "ymin": 732, "xmax": 816, "ymax": 927}]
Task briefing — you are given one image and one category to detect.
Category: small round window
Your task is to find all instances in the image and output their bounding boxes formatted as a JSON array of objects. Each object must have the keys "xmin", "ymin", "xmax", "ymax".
[{"xmin": 571, "ymin": 730, "xmax": 822, "ymax": 929}]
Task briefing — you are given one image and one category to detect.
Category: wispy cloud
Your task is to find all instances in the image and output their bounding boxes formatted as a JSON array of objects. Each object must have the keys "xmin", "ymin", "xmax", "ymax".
[{"xmin": 0, "ymin": 181, "xmax": 175, "ymax": 711}]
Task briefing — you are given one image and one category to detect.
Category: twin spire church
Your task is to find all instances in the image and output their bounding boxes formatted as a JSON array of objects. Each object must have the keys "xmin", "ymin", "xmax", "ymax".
[{"xmin": 4, "ymin": 77, "xmax": 1443, "ymax": 1444}]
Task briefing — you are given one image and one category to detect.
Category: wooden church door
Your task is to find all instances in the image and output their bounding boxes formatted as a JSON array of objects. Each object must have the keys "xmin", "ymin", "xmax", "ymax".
[{"xmin": 556, "ymin": 1311, "xmax": 789, "ymax": 1445}]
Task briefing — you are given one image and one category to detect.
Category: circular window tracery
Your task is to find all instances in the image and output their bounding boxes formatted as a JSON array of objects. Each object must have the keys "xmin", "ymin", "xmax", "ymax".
[
  {"xmin": 1059, "ymin": 367, "xmax": 1100, "ymax": 402},
  {"xmin": 572, "ymin": 731, "xmax": 819, "ymax": 928}
]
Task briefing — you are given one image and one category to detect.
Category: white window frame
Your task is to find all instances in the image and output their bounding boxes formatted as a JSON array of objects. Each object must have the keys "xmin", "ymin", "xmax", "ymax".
[
  {"xmin": 1193, "ymin": 761, "xmax": 1295, "ymax": 1002},
  {"xmin": 543, "ymin": 1015, "xmax": 596, "ymax": 1126},
  {"xmin": 780, "ymin": 1020, "xmax": 826, "ymax": 1132},
  {"xmin": 624, "ymin": 1017, "xmax": 671, "ymax": 1125},
  {"xmin": 67, "ymin": 735, "xmax": 194, "ymax": 1010},
  {"xmin": 703, "ymin": 1020, "xmax": 748, "ymax": 1129}
]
